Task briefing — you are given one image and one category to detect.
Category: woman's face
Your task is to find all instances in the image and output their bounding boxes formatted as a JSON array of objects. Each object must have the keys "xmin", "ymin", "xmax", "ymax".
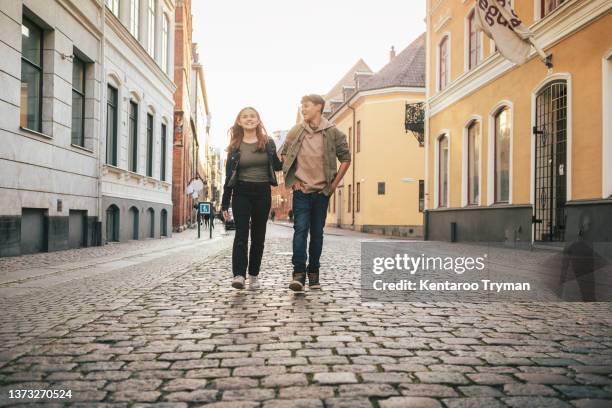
[{"xmin": 238, "ymin": 109, "xmax": 260, "ymax": 131}]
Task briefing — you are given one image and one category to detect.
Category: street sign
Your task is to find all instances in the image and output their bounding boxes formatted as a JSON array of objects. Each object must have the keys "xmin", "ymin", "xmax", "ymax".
[{"xmin": 199, "ymin": 202, "xmax": 211, "ymax": 215}]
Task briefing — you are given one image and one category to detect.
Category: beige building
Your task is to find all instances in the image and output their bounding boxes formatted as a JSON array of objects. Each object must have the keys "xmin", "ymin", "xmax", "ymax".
[
  {"xmin": 424, "ymin": 0, "xmax": 612, "ymax": 244},
  {"xmin": 326, "ymin": 36, "xmax": 427, "ymax": 238}
]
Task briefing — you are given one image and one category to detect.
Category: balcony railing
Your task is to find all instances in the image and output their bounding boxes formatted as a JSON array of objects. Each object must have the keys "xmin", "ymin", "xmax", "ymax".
[{"xmin": 405, "ymin": 102, "xmax": 425, "ymax": 146}]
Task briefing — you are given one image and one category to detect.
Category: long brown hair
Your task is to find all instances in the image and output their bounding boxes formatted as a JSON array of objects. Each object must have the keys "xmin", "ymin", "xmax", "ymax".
[{"xmin": 226, "ymin": 107, "xmax": 268, "ymax": 152}]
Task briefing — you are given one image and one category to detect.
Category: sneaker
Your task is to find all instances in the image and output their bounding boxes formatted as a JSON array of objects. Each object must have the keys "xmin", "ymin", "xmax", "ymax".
[
  {"xmin": 232, "ymin": 275, "xmax": 245, "ymax": 289},
  {"xmin": 248, "ymin": 275, "xmax": 260, "ymax": 290},
  {"xmin": 307, "ymin": 272, "xmax": 321, "ymax": 289},
  {"xmin": 289, "ymin": 272, "xmax": 306, "ymax": 292}
]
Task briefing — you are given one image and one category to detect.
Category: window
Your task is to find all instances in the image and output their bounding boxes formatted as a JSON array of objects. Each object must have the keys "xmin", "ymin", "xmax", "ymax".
[
  {"xmin": 348, "ymin": 126, "xmax": 353, "ymax": 151},
  {"xmin": 356, "ymin": 182, "xmax": 360, "ymax": 212},
  {"xmin": 105, "ymin": 0, "xmax": 119, "ymax": 16},
  {"xmin": 378, "ymin": 182, "xmax": 385, "ymax": 195},
  {"xmin": 467, "ymin": 121, "xmax": 480, "ymax": 205},
  {"xmin": 419, "ymin": 180, "xmax": 424, "ymax": 212},
  {"xmin": 146, "ymin": 113, "xmax": 153, "ymax": 177},
  {"xmin": 129, "ymin": 101, "xmax": 138, "ymax": 172},
  {"xmin": 439, "ymin": 136, "xmax": 449, "ymax": 207},
  {"xmin": 161, "ymin": 13, "xmax": 169, "ymax": 73},
  {"xmin": 160, "ymin": 209, "xmax": 168, "ymax": 236},
  {"xmin": 106, "ymin": 205, "xmax": 120, "ymax": 242},
  {"xmin": 438, "ymin": 36, "xmax": 449, "ymax": 91},
  {"xmin": 468, "ymin": 11, "xmax": 481, "ymax": 70},
  {"xmin": 494, "ymin": 108, "xmax": 511, "ymax": 203},
  {"xmin": 106, "ymin": 85, "xmax": 118, "ymax": 165},
  {"xmin": 356, "ymin": 121, "xmax": 361, "ymax": 153},
  {"xmin": 160, "ymin": 122, "xmax": 167, "ymax": 181},
  {"xmin": 20, "ymin": 17, "xmax": 43, "ymax": 132},
  {"xmin": 71, "ymin": 57, "xmax": 86, "ymax": 146},
  {"xmin": 130, "ymin": 0, "xmax": 140, "ymax": 39},
  {"xmin": 541, "ymin": 0, "xmax": 566, "ymax": 18},
  {"xmin": 348, "ymin": 184, "xmax": 352, "ymax": 212},
  {"xmin": 147, "ymin": 0, "xmax": 155, "ymax": 56}
]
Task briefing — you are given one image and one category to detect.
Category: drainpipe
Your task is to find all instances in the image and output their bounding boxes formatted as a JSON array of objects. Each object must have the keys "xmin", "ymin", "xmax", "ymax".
[
  {"xmin": 348, "ymin": 103, "xmax": 356, "ymax": 228},
  {"xmin": 97, "ymin": 0, "xmax": 106, "ymax": 246}
]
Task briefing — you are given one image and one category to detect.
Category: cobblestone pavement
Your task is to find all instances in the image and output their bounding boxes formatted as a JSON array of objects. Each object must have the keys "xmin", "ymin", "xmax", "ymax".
[{"xmin": 0, "ymin": 224, "xmax": 611, "ymax": 407}]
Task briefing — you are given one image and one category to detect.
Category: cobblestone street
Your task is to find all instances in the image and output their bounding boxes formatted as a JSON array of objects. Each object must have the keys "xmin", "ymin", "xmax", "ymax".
[{"xmin": 0, "ymin": 224, "xmax": 611, "ymax": 407}]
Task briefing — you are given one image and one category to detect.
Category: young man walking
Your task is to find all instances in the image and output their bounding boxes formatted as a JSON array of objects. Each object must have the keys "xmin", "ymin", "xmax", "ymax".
[{"xmin": 280, "ymin": 94, "xmax": 351, "ymax": 291}]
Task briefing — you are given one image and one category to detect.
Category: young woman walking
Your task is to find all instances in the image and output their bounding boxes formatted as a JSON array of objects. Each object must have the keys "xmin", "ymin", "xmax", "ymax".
[{"xmin": 221, "ymin": 107, "xmax": 282, "ymax": 289}]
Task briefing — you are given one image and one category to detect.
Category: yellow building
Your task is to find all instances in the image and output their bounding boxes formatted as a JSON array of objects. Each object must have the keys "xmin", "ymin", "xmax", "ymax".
[
  {"xmin": 326, "ymin": 35, "xmax": 427, "ymax": 238},
  {"xmin": 424, "ymin": 0, "xmax": 612, "ymax": 245}
]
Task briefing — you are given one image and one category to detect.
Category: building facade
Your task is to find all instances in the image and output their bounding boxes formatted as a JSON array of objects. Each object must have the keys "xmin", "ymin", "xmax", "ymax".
[
  {"xmin": 0, "ymin": 0, "xmax": 175, "ymax": 257},
  {"xmin": 191, "ymin": 43, "xmax": 212, "ymax": 206},
  {"xmin": 101, "ymin": 0, "xmax": 176, "ymax": 244},
  {"xmin": 171, "ymin": 0, "xmax": 197, "ymax": 232},
  {"xmin": 424, "ymin": 0, "xmax": 611, "ymax": 245},
  {"xmin": 326, "ymin": 37, "xmax": 427, "ymax": 238}
]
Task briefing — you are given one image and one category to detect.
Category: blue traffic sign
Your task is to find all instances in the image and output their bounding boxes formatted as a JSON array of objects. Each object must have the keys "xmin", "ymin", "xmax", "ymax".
[{"xmin": 199, "ymin": 202, "xmax": 211, "ymax": 214}]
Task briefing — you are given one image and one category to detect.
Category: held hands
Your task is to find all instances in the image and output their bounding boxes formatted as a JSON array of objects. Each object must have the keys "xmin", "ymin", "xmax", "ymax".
[{"xmin": 292, "ymin": 180, "xmax": 305, "ymax": 191}]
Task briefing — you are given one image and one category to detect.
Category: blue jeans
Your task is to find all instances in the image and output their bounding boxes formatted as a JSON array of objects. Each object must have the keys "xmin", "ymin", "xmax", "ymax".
[{"xmin": 292, "ymin": 190, "xmax": 330, "ymax": 273}]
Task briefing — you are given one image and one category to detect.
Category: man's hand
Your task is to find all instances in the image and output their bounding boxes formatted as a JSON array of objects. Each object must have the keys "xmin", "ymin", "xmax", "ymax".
[
  {"xmin": 223, "ymin": 210, "xmax": 230, "ymax": 220},
  {"xmin": 328, "ymin": 182, "xmax": 338, "ymax": 196},
  {"xmin": 292, "ymin": 180, "xmax": 305, "ymax": 191}
]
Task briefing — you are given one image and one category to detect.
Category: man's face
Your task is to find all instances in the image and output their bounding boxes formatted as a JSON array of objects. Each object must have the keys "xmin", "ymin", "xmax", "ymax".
[{"xmin": 301, "ymin": 101, "xmax": 321, "ymax": 122}]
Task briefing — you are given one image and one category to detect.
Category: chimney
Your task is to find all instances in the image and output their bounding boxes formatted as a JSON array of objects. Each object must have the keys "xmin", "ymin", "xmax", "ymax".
[{"xmin": 390, "ymin": 46, "xmax": 396, "ymax": 61}]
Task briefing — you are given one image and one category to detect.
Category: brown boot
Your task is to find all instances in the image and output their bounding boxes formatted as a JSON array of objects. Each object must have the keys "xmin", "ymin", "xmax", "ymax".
[
  {"xmin": 307, "ymin": 272, "xmax": 321, "ymax": 289},
  {"xmin": 289, "ymin": 272, "xmax": 306, "ymax": 292}
]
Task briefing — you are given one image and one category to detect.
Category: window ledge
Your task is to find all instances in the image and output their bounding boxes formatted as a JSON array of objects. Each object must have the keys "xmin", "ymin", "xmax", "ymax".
[
  {"xmin": 20, "ymin": 126, "xmax": 52, "ymax": 140},
  {"xmin": 70, "ymin": 143, "xmax": 94, "ymax": 154}
]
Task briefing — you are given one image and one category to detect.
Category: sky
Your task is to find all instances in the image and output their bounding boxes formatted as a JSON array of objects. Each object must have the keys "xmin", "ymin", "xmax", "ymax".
[{"xmin": 191, "ymin": 0, "xmax": 426, "ymax": 150}]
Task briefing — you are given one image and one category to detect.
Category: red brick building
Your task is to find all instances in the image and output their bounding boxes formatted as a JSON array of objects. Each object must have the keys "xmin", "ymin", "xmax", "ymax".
[{"xmin": 172, "ymin": 0, "xmax": 197, "ymax": 232}]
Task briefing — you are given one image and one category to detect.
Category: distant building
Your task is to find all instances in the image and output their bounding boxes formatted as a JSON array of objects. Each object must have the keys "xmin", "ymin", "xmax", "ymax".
[
  {"xmin": 191, "ymin": 43, "xmax": 212, "ymax": 206},
  {"xmin": 326, "ymin": 36, "xmax": 426, "ymax": 238},
  {"xmin": 172, "ymin": 0, "xmax": 197, "ymax": 232}
]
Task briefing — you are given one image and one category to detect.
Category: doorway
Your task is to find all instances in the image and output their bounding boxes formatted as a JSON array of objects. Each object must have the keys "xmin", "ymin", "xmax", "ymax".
[{"xmin": 533, "ymin": 80, "xmax": 567, "ymax": 242}]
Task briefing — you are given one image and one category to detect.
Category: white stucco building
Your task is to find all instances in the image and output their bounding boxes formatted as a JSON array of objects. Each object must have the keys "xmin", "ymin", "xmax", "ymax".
[{"xmin": 0, "ymin": 0, "xmax": 176, "ymax": 256}]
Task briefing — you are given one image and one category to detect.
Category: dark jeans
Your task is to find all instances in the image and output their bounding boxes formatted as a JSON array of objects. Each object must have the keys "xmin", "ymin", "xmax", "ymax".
[
  {"xmin": 231, "ymin": 181, "xmax": 271, "ymax": 277},
  {"xmin": 292, "ymin": 190, "xmax": 330, "ymax": 273}
]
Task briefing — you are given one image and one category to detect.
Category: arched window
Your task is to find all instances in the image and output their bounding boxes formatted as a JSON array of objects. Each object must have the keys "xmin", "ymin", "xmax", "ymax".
[
  {"xmin": 467, "ymin": 120, "xmax": 480, "ymax": 205},
  {"xmin": 438, "ymin": 36, "xmax": 449, "ymax": 91},
  {"xmin": 467, "ymin": 10, "xmax": 481, "ymax": 70},
  {"xmin": 494, "ymin": 107, "xmax": 511, "ymax": 203},
  {"xmin": 147, "ymin": 208, "xmax": 155, "ymax": 238},
  {"xmin": 129, "ymin": 100, "xmax": 138, "ymax": 172},
  {"xmin": 160, "ymin": 209, "xmax": 168, "ymax": 236},
  {"xmin": 106, "ymin": 84, "xmax": 118, "ymax": 166},
  {"xmin": 146, "ymin": 112, "xmax": 154, "ymax": 177},
  {"xmin": 160, "ymin": 120, "xmax": 167, "ymax": 181},
  {"xmin": 129, "ymin": 206, "xmax": 139, "ymax": 240},
  {"xmin": 106, "ymin": 205, "xmax": 120, "ymax": 242},
  {"xmin": 438, "ymin": 135, "xmax": 449, "ymax": 207}
]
